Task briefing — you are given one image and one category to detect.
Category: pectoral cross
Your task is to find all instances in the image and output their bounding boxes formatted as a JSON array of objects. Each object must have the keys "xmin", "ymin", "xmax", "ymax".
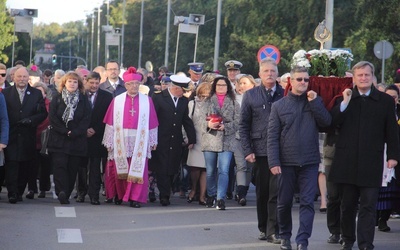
[{"xmin": 129, "ymin": 107, "xmax": 136, "ymax": 116}]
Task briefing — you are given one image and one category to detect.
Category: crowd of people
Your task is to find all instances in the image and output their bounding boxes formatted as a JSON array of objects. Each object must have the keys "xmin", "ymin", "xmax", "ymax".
[{"xmin": 0, "ymin": 58, "xmax": 400, "ymax": 250}]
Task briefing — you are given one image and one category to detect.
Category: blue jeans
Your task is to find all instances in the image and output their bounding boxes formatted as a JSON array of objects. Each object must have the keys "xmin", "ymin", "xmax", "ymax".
[{"xmin": 203, "ymin": 151, "xmax": 233, "ymax": 200}]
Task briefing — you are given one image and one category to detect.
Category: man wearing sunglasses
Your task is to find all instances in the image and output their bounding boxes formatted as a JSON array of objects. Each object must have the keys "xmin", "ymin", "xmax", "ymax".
[
  {"xmin": 0, "ymin": 63, "xmax": 11, "ymax": 90},
  {"xmin": 268, "ymin": 66, "xmax": 331, "ymax": 250}
]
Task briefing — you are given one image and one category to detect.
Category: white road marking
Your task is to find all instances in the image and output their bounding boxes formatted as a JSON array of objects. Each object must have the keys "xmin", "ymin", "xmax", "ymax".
[{"xmin": 57, "ymin": 229, "xmax": 83, "ymax": 243}]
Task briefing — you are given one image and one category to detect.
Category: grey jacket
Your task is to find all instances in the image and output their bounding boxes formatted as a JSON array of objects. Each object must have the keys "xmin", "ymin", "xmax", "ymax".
[
  {"xmin": 267, "ymin": 91, "xmax": 331, "ymax": 167},
  {"xmin": 200, "ymin": 94, "xmax": 240, "ymax": 152}
]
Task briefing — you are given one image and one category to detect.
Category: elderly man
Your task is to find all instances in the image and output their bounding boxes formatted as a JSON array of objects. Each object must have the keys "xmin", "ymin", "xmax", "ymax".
[
  {"xmin": 329, "ymin": 61, "xmax": 400, "ymax": 250},
  {"xmin": 99, "ymin": 60, "xmax": 126, "ymax": 97},
  {"xmin": 150, "ymin": 75, "xmax": 196, "ymax": 206},
  {"xmin": 239, "ymin": 58, "xmax": 283, "ymax": 244},
  {"xmin": 2, "ymin": 67, "xmax": 47, "ymax": 203},
  {"xmin": 102, "ymin": 67, "xmax": 158, "ymax": 208},
  {"xmin": 268, "ymin": 66, "xmax": 331, "ymax": 250}
]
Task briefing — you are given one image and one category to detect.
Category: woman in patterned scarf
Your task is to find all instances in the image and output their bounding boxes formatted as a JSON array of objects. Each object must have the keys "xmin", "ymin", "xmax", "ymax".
[{"xmin": 47, "ymin": 71, "xmax": 91, "ymax": 204}]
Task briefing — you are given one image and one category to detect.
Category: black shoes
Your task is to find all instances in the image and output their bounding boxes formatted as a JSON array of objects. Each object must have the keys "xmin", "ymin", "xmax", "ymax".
[
  {"xmin": 238, "ymin": 197, "xmax": 247, "ymax": 206},
  {"xmin": 38, "ymin": 191, "xmax": 46, "ymax": 198},
  {"xmin": 378, "ymin": 219, "xmax": 391, "ymax": 232},
  {"xmin": 258, "ymin": 232, "xmax": 267, "ymax": 240},
  {"xmin": 327, "ymin": 234, "xmax": 341, "ymax": 244},
  {"xmin": 90, "ymin": 198, "xmax": 100, "ymax": 205},
  {"xmin": 160, "ymin": 198, "xmax": 170, "ymax": 206},
  {"xmin": 76, "ymin": 195, "xmax": 85, "ymax": 203},
  {"xmin": 216, "ymin": 199, "xmax": 225, "ymax": 210},
  {"xmin": 130, "ymin": 201, "xmax": 141, "ymax": 208},
  {"xmin": 280, "ymin": 239, "xmax": 292, "ymax": 250},
  {"xmin": 58, "ymin": 191, "xmax": 70, "ymax": 204},
  {"xmin": 340, "ymin": 242, "xmax": 354, "ymax": 250},
  {"xmin": 26, "ymin": 190, "xmax": 34, "ymax": 199},
  {"xmin": 226, "ymin": 192, "xmax": 233, "ymax": 200},
  {"xmin": 8, "ymin": 193, "xmax": 18, "ymax": 204},
  {"xmin": 297, "ymin": 244, "xmax": 307, "ymax": 250},
  {"xmin": 266, "ymin": 234, "xmax": 281, "ymax": 244},
  {"xmin": 206, "ymin": 196, "xmax": 215, "ymax": 208},
  {"xmin": 148, "ymin": 192, "xmax": 156, "ymax": 202}
]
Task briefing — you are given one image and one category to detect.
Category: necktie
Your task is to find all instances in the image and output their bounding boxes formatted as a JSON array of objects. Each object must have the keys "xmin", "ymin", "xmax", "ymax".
[
  {"xmin": 19, "ymin": 89, "xmax": 25, "ymax": 103},
  {"xmin": 88, "ymin": 92, "xmax": 95, "ymax": 108},
  {"xmin": 266, "ymin": 89, "xmax": 273, "ymax": 103}
]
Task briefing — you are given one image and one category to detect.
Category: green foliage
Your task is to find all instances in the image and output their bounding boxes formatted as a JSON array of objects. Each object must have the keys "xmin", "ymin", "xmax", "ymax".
[
  {"xmin": 0, "ymin": 0, "xmax": 16, "ymax": 63},
  {"xmin": 1, "ymin": 0, "xmax": 399, "ymax": 81}
]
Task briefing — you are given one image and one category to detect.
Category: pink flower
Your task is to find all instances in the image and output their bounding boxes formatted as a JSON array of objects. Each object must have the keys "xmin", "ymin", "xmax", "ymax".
[{"xmin": 31, "ymin": 65, "xmax": 38, "ymax": 71}]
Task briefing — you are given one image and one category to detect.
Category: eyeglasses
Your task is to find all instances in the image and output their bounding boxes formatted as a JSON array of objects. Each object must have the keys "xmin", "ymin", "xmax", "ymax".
[
  {"xmin": 0, "ymin": 73, "xmax": 6, "ymax": 77},
  {"xmin": 216, "ymin": 84, "xmax": 227, "ymax": 87},
  {"xmin": 294, "ymin": 77, "xmax": 310, "ymax": 82}
]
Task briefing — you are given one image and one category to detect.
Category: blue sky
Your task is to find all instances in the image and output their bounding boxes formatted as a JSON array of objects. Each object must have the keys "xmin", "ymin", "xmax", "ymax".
[{"xmin": 6, "ymin": 0, "xmax": 104, "ymax": 24}]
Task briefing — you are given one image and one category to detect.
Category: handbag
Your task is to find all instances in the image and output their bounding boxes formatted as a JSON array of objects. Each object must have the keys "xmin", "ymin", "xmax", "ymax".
[{"xmin": 40, "ymin": 126, "xmax": 51, "ymax": 155}]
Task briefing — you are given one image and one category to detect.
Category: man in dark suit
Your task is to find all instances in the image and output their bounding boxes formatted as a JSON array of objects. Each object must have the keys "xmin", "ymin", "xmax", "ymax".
[
  {"xmin": 3, "ymin": 67, "xmax": 47, "ymax": 203},
  {"xmin": 99, "ymin": 60, "xmax": 126, "ymax": 97},
  {"xmin": 150, "ymin": 75, "xmax": 196, "ymax": 206},
  {"xmin": 329, "ymin": 61, "xmax": 400, "ymax": 250},
  {"xmin": 76, "ymin": 72, "xmax": 113, "ymax": 205},
  {"xmin": 239, "ymin": 58, "xmax": 283, "ymax": 244}
]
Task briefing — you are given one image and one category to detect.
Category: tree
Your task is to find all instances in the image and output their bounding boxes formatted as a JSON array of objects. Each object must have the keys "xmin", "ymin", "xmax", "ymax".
[{"xmin": 0, "ymin": 0, "xmax": 17, "ymax": 63}]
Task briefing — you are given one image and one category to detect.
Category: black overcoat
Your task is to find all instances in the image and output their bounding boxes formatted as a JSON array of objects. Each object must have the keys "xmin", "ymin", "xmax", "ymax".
[
  {"xmin": 3, "ymin": 85, "xmax": 47, "ymax": 161},
  {"xmin": 87, "ymin": 89, "xmax": 113, "ymax": 157},
  {"xmin": 149, "ymin": 89, "xmax": 196, "ymax": 175},
  {"xmin": 329, "ymin": 86, "xmax": 400, "ymax": 187},
  {"xmin": 47, "ymin": 92, "xmax": 92, "ymax": 157}
]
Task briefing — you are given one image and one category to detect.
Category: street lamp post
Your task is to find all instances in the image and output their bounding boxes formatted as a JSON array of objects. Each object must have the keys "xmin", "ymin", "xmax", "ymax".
[
  {"xmin": 121, "ymin": 0, "xmax": 127, "ymax": 68},
  {"xmin": 96, "ymin": 6, "xmax": 101, "ymax": 67}
]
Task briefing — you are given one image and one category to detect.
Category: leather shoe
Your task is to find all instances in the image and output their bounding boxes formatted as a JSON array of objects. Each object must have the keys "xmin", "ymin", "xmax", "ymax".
[
  {"xmin": 26, "ymin": 190, "xmax": 34, "ymax": 199},
  {"xmin": 17, "ymin": 195, "xmax": 23, "ymax": 202},
  {"xmin": 9, "ymin": 194, "xmax": 18, "ymax": 204},
  {"xmin": 280, "ymin": 239, "xmax": 292, "ymax": 250},
  {"xmin": 38, "ymin": 191, "xmax": 46, "ymax": 198},
  {"xmin": 130, "ymin": 201, "xmax": 141, "ymax": 208},
  {"xmin": 160, "ymin": 198, "xmax": 170, "ymax": 206},
  {"xmin": 340, "ymin": 242, "xmax": 354, "ymax": 250},
  {"xmin": 90, "ymin": 198, "xmax": 100, "ymax": 205},
  {"xmin": 105, "ymin": 198, "xmax": 113, "ymax": 203},
  {"xmin": 58, "ymin": 191, "xmax": 70, "ymax": 204},
  {"xmin": 266, "ymin": 234, "xmax": 281, "ymax": 244},
  {"xmin": 238, "ymin": 197, "xmax": 247, "ymax": 206},
  {"xmin": 327, "ymin": 234, "xmax": 340, "ymax": 244},
  {"xmin": 258, "ymin": 232, "xmax": 267, "ymax": 240},
  {"xmin": 148, "ymin": 192, "xmax": 156, "ymax": 202},
  {"xmin": 76, "ymin": 195, "xmax": 85, "ymax": 203},
  {"xmin": 297, "ymin": 244, "xmax": 307, "ymax": 250}
]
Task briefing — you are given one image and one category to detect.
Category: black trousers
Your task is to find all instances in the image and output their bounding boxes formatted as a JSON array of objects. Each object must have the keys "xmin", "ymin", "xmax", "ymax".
[
  {"xmin": 17, "ymin": 160, "xmax": 35, "ymax": 195},
  {"xmin": 156, "ymin": 173, "xmax": 174, "ymax": 200},
  {"xmin": 340, "ymin": 183, "xmax": 379, "ymax": 249},
  {"xmin": 254, "ymin": 156, "xmax": 278, "ymax": 236},
  {"xmin": 87, "ymin": 157, "xmax": 102, "ymax": 199},
  {"xmin": 52, "ymin": 152, "xmax": 82, "ymax": 198},
  {"xmin": 6, "ymin": 160, "xmax": 30, "ymax": 197},
  {"xmin": 325, "ymin": 165, "xmax": 342, "ymax": 235}
]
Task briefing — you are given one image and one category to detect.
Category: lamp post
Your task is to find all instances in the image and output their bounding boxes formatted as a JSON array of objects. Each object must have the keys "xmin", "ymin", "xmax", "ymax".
[
  {"xmin": 121, "ymin": 0, "xmax": 127, "ymax": 68},
  {"xmin": 213, "ymin": 0, "xmax": 222, "ymax": 71},
  {"xmin": 138, "ymin": 0, "xmax": 144, "ymax": 68},
  {"xmin": 96, "ymin": 6, "xmax": 101, "ymax": 67},
  {"xmin": 90, "ymin": 14, "xmax": 94, "ymax": 70},
  {"xmin": 164, "ymin": 0, "xmax": 171, "ymax": 67}
]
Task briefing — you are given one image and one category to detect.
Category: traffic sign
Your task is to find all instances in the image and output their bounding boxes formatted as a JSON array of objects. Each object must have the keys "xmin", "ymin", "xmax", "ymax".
[
  {"xmin": 374, "ymin": 40, "xmax": 394, "ymax": 60},
  {"xmin": 257, "ymin": 45, "xmax": 281, "ymax": 64}
]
